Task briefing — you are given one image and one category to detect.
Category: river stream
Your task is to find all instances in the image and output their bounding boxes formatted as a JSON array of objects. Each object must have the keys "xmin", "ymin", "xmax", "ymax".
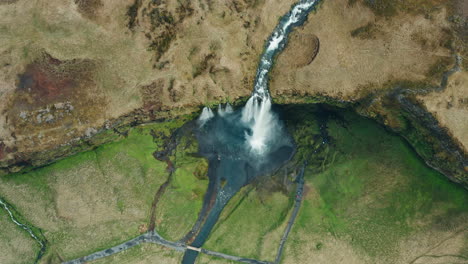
[{"xmin": 182, "ymin": 1, "xmax": 321, "ymax": 263}]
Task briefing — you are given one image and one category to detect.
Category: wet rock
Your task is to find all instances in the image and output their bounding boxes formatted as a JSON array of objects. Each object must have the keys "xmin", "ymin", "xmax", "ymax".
[{"xmin": 54, "ymin": 102, "xmax": 65, "ymax": 110}]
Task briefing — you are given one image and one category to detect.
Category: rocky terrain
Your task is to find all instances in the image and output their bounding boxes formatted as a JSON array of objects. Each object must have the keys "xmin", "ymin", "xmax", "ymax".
[
  {"xmin": 0, "ymin": 0, "xmax": 467, "ymax": 187},
  {"xmin": 271, "ymin": 0, "xmax": 468, "ymax": 186},
  {"xmin": 0, "ymin": 0, "xmax": 297, "ymax": 171}
]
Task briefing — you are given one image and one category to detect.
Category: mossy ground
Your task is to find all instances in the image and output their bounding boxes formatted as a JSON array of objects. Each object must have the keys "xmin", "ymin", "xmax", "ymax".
[
  {"xmin": 0, "ymin": 119, "xmax": 208, "ymax": 263},
  {"xmin": 0, "ymin": 106, "xmax": 466, "ymax": 264},
  {"xmin": 283, "ymin": 107, "xmax": 468, "ymax": 264},
  {"xmin": 203, "ymin": 186, "xmax": 292, "ymax": 260}
]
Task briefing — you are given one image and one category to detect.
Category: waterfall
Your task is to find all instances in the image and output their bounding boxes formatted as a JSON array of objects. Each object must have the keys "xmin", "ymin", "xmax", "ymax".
[
  {"xmin": 225, "ymin": 103, "xmax": 233, "ymax": 114},
  {"xmin": 217, "ymin": 103, "xmax": 234, "ymax": 117},
  {"xmin": 251, "ymin": 0, "xmax": 319, "ymax": 99},
  {"xmin": 243, "ymin": 96, "xmax": 276, "ymax": 152},
  {"xmin": 217, "ymin": 104, "xmax": 224, "ymax": 116},
  {"xmin": 198, "ymin": 107, "xmax": 214, "ymax": 126},
  {"xmin": 186, "ymin": 1, "xmax": 321, "ymax": 263},
  {"xmin": 197, "ymin": 0, "xmax": 320, "ymax": 154},
  {"xmin": 241, "ymin": 0, "xmax": 319, "ymax": 153}
]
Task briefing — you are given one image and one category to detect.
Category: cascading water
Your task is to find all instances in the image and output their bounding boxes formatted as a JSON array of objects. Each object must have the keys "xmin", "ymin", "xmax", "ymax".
[
  {"xmin": 199, "ymin": 0, "xmax": 319, "ymax": 155},
  {"xmin": 241, "ymin": 97, "xmax": 276, "ymax": 153},
  {"xmin": 197, "ymin": 107, "xmax": 214, "ymax": 127},
  {"xmin": 217, "ymin": 103, "xmax": 233, "ymax": 117},
  {"xmin": 184, "ymin": 1, "xmax": 320, "ymax": 263}
]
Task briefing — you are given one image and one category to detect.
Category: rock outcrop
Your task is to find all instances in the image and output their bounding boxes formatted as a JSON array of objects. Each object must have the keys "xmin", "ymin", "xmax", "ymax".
[
  {"xmin": 270, "ymin": 0, "xmax": 468, "ymax": 186},
  {"xmin": 0, "ymin": 0, "xmax": 466, "ymax": 186}
]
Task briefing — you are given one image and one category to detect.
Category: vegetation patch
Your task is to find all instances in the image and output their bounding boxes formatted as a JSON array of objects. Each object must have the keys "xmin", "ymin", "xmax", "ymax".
[
  {"xmin": 283, "ymin": 106, "xmax": 468, "ymax": 263},
  {"xmin": 74, "ymin": 0, "xmax": 103, "ymax": 20},
  {"xmin": 354, "ymin": 0, "xmax": 452, "ymax": 17},
  {"xmin": 350, "ymin": 23, "xmax": 378, "ymax": 39},
  {"xmin": 0, "ymin": 120, "xmax": 189, "ymax": 262},
  {"xmin": 204, "ymin": 187, "xmax": 292, "ymax": 260},
  {"xmin": 126, "ymin": 0, "xmax": 142, "ymax": 30},
  {"xmin": 127, "ymin": 0, "xmax": 194, "ymax": 63},
  {"xmin": 155, "ymin": 130, "xmax": 209, "ymax": 241}
]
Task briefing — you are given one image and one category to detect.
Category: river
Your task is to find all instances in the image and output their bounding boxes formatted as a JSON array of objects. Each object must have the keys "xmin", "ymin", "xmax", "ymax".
[{"xmin": 182, "ymin": 1, "xmax": 321, "ymax": 263}]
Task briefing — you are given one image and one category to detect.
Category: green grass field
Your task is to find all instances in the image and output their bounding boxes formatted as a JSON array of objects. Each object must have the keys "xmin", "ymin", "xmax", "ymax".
[
  {"xmin": 283, "ymin": 108, "xmax": 468, "ymax": 264},
  {"xmin": 0, "ymin": 106, "xmax": 466, "ymax": 264},
  {"xmin": 0, "ymin": 119, "xmax": 208, "ymax": 263},
  {"xmin": 155, "ymin": 136, "xmax": 210, "ymax": 241},
  {"xmin": 204, "ymin": 186, "xmax": 292, "ymax": 260}
]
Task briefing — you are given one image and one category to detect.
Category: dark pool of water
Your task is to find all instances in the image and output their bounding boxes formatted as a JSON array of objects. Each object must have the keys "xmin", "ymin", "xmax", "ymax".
[
  {"xmin": 181, "ymin": 109, "xmax": 294, "ymax": 264},
  {"xmin": 182, "ymin": 0, "xmax": 322, "ymax": 262}
]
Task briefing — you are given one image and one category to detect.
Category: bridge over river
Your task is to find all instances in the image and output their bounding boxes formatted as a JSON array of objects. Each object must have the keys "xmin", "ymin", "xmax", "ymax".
[{"xmin": 63, "ymin": 166, "xmax": 305, "ymax": 264}]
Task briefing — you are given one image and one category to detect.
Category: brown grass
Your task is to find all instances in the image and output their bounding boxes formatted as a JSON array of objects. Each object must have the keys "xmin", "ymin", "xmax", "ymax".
[
  {"xmin": 0, "ymin": 0, "xmax": 299, "ymax": 168},
  {"xmin": 271, "ymin": 0, "xmax": 453, "ymax": 101},
  {"xmin": 419, "ymin": 71, "xmax": 468, "ymax": 152}
]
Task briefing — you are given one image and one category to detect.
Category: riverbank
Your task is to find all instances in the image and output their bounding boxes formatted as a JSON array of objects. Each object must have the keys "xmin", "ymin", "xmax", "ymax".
[
  {"xmin": 198, "ymin": 105, "xmax": 468, "ymax": 264},
  {"xmin": 281, "ymin": 105, "xmax": 468, "ymax": 264},
  {"xmin": 0, "ymin": 104, "xmax": 466, "ymax": 264},
  {"xmin": 0, "ymin": 120, "xmax": 209, "ymax": 263}
]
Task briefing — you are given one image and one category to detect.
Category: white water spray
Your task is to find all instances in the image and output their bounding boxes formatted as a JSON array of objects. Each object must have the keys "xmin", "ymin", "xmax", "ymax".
[
  {"xmin": 242, "ymin": 96, "xmax": 276, "ymax": 152},
  {"xmin": 197, "ymin": 0, "xmax": 319, "ymax": 154},
  {"xmin": 217, "ymin": 103, "xmax": 234, "ymax": 117},
  {"xmin": 198, "ymin": 107, "xmax": 214, "ymax": 126},
  {"xmin": 241, "ymin": 0, "xmax": 319, "ymax": 153},
  {"xmin": 225, "ymin": 103, "xmax": 233, "ymax": 113}
]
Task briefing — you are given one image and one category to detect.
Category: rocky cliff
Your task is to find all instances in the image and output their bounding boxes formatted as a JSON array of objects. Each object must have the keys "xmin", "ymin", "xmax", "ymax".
[{"xmin": 0, "ymin": 0, "xmax": 466, "ymax": 186}]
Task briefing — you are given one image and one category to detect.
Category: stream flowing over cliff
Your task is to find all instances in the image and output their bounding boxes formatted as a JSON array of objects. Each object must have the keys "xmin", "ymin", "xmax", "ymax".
[
  {"xmin": 0, "ymin": 0, "xmax": 467, "ymax": 263},
  {"xmin": 182, "ymin": 1, "xmax": 322, "ymax": 263}
]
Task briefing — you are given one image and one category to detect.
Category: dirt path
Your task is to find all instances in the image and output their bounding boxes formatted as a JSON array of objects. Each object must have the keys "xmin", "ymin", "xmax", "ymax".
[
  {"xmin": 148, "ymin": 173, "xmax": 173, "ymax": 231},
  {"xmin": 62, "ymin": 230, "xmax": 272, "ymax": 264},
  {"xmin": 274, "ymin": 165, "xmax": 305, "ymax": 264},
  {"xmin": 62, "ymin": 166, "xmax": 307, "ymax": 264}
]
